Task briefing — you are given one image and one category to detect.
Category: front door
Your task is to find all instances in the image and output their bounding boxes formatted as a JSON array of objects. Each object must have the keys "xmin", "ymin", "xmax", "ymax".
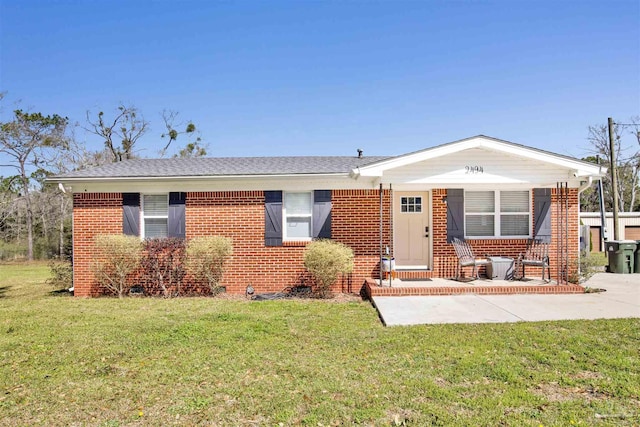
[{"xmin": 394, "ymin": 192, "xmax": 430, "ymax": 267}]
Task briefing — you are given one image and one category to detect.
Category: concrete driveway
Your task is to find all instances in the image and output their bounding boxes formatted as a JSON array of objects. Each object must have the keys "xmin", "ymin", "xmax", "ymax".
[{"xmin": 371, "ymin": 273, "xmax": 640, "ymax": 326}]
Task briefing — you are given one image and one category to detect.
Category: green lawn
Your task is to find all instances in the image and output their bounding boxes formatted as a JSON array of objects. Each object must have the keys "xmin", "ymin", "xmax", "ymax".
[{"xmin": 0, "ymin": 263, "xmax": 638, "ymax": 426}]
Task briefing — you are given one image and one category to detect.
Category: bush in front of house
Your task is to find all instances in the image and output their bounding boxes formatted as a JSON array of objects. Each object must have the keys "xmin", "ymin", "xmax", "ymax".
[
  {"xmin": 569, "ymin": 250, "xmax": 608, "ymax": 284},
  {"xmin": 92, "ymin": 234, "xmax": 143, "ymax": 298},
  {"xmin": 303, "ymin": 239, "xmax": 354, "ymax": 298},
  {"xmin": 185, "ymin": 236, "xmax": 233, "ymax": 295},
  {"xmin": 141, "ymin": 238, "xmax": 187, "ymax": 298}
]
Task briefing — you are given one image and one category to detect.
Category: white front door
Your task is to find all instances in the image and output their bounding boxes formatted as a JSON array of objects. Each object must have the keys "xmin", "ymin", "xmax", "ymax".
[{"xmin": 394, "ymin": 192, "xmax": 430, "ymax": 267}]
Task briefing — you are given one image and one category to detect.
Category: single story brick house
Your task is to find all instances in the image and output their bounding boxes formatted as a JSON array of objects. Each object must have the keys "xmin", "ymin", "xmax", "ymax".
[{"xmin": 52, "ymin": 135, "xmax": 604, "ymax": 297}]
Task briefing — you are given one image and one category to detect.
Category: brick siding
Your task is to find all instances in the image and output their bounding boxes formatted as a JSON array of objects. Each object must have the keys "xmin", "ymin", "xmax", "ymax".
[
  {"xmin": 71, "ymin": 187, "xmax": 579, "ymax": 296},
  {"xmin": 72, "ymin": 193, "xmax": 123, "ymax": 297}
]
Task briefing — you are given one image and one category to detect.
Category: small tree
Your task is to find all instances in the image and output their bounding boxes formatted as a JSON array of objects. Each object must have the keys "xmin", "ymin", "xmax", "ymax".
[
  {"xmin": 92, "ymin": 234, "xmax": 142, "ymax": 298},
  {"xmin": 185, "ymin": 236, "xmax": 233, "ymax": 295},
  {"xmin": 303, "ymin": 240, "xmax": 354, "ymax": 298},
  {"xmin": 46, "ymin": 259, "xmax": 73, "ymax": 291},
  {"xmin": 141, "ymin": 238, "xmax": 186, "ymax": 298}
]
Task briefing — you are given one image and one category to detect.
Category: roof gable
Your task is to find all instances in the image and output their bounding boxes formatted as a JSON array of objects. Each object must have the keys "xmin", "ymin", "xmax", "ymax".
[{"xmin": 354, "ymin": 135, "xmax": 604, "ymax": 179}]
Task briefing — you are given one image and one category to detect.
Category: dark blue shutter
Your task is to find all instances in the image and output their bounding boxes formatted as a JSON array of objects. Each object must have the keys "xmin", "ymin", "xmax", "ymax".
[
  {"xmin": 533, "ymin": 188, "xmax": 552, "ymax": 243},
  {"xmin": 312, "ymin": 190, "xmax": 332, "ymax": 239},
  {"xmin": 168, "ymin": 192, "xmax": 186, "ymax": 239},
  {"xmin": 265, "ymin": 191, "xmax": 283, "ymax": 246},
  {"xmin": 446, "ymin": 189, "xmax": 464, "ymax": 243},
  {"xmin": 122, "ymin": 193, "xmax": 140, "ymax": 236}
]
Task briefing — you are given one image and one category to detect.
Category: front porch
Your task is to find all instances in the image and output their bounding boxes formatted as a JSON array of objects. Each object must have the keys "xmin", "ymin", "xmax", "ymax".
[{"xmin": 363, "ymin": 276, "xmax": 584, "ymax": 298}]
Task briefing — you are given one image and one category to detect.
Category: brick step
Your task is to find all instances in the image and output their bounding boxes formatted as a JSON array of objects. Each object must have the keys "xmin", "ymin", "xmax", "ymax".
[
  {"xmin": 383, "ymin": 270, "xmax": 433, "ymax": 280},
  {"xmin": 364, "ymin": 278, "xmax": 584, "ymax": 298}
]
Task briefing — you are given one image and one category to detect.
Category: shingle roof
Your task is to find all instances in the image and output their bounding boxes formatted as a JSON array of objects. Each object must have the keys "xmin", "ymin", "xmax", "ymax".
[{"xmin": 54, "ymin": 156, "xmax": 391, "ymax": 179}]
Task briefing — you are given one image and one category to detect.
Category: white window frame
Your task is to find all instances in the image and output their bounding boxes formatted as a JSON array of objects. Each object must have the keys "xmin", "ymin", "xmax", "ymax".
[
  {"xmin": 464, "ymin": 190, "xmax": 531, "ymax": 239},
  {"xmin": 400, "ymin": 196, "xmax": 423, "ymax": 214},
  {"xmin": 283, "ymin": 191, "xmax": 313, "ymax": 241},
  {"xmin": 141, "ymin": 193, "xmax": 169, "ymax": 239}
]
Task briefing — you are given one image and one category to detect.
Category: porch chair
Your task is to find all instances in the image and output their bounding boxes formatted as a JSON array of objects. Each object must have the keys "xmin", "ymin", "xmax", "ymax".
[
  {"xmin": 452, "ymin": 237, "xmax": 489, "ymax": 281},
  {"xmin": 514, "ymin": 239, "xmax": 550, "ymax": 282}
]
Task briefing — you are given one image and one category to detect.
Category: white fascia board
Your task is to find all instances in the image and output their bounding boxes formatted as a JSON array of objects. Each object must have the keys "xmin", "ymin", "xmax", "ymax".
[
  {"xmin": 355, "ymin": 140, "xmax": 478, "ymax": 177},
  {"xmin": 479, "ymin": 139, "xmax": 604, "ymax": 175},
  {"xmin": 55, "ymin": 173, "xmax": 380, "ymax": 193}
]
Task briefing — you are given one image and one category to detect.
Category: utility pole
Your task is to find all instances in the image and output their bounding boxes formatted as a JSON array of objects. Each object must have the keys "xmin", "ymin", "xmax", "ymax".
[{"xmin": 608, "ymin": 117, "xmax": 620, "ymax": 240}]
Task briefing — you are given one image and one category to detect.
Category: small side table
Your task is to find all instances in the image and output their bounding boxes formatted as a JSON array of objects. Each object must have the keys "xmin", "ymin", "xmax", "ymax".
[{"xmin": 486, "ymin": 257, "xmax": 515, "ymax": 280}]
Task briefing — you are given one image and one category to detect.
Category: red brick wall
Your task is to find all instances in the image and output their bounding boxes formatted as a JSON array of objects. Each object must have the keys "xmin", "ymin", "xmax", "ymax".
[
  {"xmin": 186, "ymin": 190, "xmax": 391, "ymax": 294},
  {"xmin": 75, "ymin": 190, "xmax": 388, "ymax": 296},
  {"xmin": 72, "ymin": 193, "xmax": 123, "ymax": 297},
  {"xmin": 430, "ymin": 188, "xmax": 579, "ymax": 280},
  {"xmin": 332, "ymin": 189, "xmax": 392, "ymax": 287},
  {"xmin": 71, "ymin": 187, "xmax": 579, "ymax": 296}
]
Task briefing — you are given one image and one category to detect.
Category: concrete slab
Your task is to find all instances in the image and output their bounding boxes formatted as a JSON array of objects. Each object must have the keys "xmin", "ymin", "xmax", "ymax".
[{"xmin": 372, "ymin": 272, "xmax": 640, "ymax": 326}]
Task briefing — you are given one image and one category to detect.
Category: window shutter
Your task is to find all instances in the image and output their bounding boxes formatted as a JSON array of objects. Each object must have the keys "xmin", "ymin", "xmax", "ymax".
[
  {"xmin": 168, "ymin": 192, "xmax": 186, "ymax": 239},
  {"xmin": 265, "ymin": 191, "xmax": 283, "ymax": 246},
  {"xmin": 122, "ymin": 193, "xmax": 140, "ymax": 236},
  {"xmin": 446, "ymin": 189, "xmax": 464, "ymax": 243},
  {"xmin": 313, "ymin": 190, "xmax": 332, "ymax": 239},
  {"xmin": 533, "ymin": 188, "xmax": 552, "ymax": 243}
]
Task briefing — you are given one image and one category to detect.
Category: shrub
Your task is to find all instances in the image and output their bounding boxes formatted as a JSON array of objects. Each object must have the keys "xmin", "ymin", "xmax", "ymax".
[
  {"xmin": 569, "ymin": 250, "xmax": 608, "ymax": 284},
  {"xmin": 141, "ymin": 238, "xmax": 186, "ymax": 298},
  {"xmin": 92, "ymin": 234, "xmax": 143, "ymax": 298},
  {"xmin": 185, "ymin": 236, "xmax": 233, "ymax": 295},
  {"xmin": 303, "ymin": 239, "xmax": 354, "ymax": 298},
  {"xmin": 46, "ymin": 259, "xmax": 73, "ymax": 291}
]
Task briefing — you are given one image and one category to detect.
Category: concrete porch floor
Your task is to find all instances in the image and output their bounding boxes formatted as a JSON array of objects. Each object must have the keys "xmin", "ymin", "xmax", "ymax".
[{"xmin": 370, "ymin": 272, "xmax": 640, "ymax": 326}]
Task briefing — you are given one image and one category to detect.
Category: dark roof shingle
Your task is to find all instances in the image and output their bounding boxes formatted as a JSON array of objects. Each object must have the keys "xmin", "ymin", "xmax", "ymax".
[{"xmin": 55, "ymin": 156, "xmax": 391, "ymax": 179}]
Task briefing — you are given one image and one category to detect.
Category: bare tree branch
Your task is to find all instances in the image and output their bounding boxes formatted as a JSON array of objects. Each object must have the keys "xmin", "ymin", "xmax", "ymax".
[{"xmin": 84, "ymin": 104, "xmax": 148, "ymax": 162}]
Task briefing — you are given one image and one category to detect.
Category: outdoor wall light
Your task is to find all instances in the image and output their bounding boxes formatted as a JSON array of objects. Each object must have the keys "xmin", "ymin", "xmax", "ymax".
[
  {"xmin": 245, "ymin": 285, "xmax": 255, "ymax": 298},
  {"xmin": 442, "ymin": 196, "xmax": 447, "ymax": 204}
]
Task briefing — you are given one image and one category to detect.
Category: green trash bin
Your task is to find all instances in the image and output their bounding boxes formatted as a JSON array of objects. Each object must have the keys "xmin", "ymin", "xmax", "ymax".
[
  {"xmin": 635, "ymin": 240, "xmax": 640, "ymax": 273},
  {"xmin": 605, "ymin": 240, "xmax": 637, "ymax": 274}
]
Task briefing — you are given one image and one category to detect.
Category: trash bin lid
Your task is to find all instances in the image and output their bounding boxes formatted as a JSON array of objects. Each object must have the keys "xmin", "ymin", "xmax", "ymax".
[{"xmin": 617, "ymin": 240, "xmax": 638, "ymax": 249}]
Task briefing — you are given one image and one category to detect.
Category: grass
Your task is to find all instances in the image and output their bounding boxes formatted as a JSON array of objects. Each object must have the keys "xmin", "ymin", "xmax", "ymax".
[{"xmin": 1, "ymin": 262, "xmax": 639, "ymax": 426}]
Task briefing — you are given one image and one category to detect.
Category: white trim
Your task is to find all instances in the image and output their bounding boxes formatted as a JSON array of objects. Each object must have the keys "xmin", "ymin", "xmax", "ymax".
[
  {"xmin": 464, "ymin": 189, "xmax": 532, "ymax": 239},
  {"xmin": 141, "ymin": 193, "xmax": 169, "ymax": 239},
  {"xmin": 55, "ymin": 172, "xmax": 348, "ymax": 183},
  {"xmin": 393, "ymin": 190, "xmax": 432, "ymax": 269},
  {"xmin": 394, "ymin": 265, "xmax": 430, "ymax": 271},
  {"xmin": 283, "ymin": 191, "xmax": 313, "ymax": 241},
  {"xmin": 57, "ymin": 175, "xmax": 379, "ymax": 194}
]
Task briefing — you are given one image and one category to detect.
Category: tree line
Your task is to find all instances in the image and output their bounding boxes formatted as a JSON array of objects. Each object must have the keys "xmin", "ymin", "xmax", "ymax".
[
  {"xmin": 0, "ymin": 95, "xmax": 206, "ymax": 261},
  {"xmin": 0, "ymin": 92, "xmax": 638, "ymax": 261}
]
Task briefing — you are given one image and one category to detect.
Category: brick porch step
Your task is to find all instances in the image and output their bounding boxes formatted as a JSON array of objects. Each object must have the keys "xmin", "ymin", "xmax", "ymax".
[{"xmin": 363, "ymin": 278, "xmax": 584, "ymax": 298}]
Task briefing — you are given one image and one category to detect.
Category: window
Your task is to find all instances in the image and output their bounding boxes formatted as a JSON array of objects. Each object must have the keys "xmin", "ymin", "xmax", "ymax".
[
  {"xmin": 465, "ymin": 190, "xmax": 530, "ymax": 237},
  {"xmin": 142, "ymin": 194, "xmax": 169, "ymax": 238},
  {"xmin": 400, "ymin": 196, "xmax": 422, "ymax": 213},
  {"xmin": 283, "ymin": 192, "xmax": 312, "ymax": 240}
]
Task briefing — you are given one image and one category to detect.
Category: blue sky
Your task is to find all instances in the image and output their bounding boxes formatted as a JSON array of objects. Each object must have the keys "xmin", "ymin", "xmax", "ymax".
[{"xmin": 1, "ymin": 0, "xmax": 638, "ymax": 163}]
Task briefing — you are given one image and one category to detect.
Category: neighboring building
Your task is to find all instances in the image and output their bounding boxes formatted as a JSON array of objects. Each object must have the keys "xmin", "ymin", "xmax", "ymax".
[
  {"xmin": 580, "ymin": 212, "xmax": 640, "ymax": 252},
  {"xmin": 51, "ymin": 135, "xmax": 604, "ymax": 297}
]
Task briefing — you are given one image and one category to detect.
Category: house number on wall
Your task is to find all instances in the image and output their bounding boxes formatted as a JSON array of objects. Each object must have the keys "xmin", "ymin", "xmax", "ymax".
[{"xmin": 465, "ymin": 166, "xmax": 484, "ymax": 174}]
